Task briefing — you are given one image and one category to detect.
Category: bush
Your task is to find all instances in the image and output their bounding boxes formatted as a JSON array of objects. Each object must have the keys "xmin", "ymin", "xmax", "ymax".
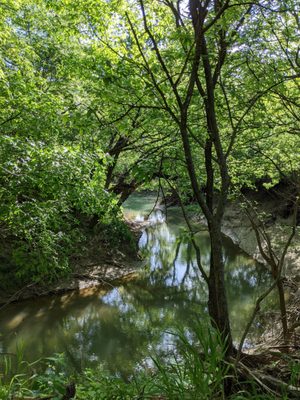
[{"xmin": 0, "ymin": 136, "xmax": 125, "ymax": 286}]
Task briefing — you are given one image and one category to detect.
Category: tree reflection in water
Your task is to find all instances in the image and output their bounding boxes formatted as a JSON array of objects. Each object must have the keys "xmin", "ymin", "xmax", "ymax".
[{"xmin": 0, "ymin": 199, "xmax": 274, "ymax": 376}]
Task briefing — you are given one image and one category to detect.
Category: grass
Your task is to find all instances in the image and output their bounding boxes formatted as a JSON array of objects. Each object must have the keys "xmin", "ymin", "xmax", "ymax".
[{"xmin": 1, "ymin": 322, "xmax": 299, "ymax": 399}]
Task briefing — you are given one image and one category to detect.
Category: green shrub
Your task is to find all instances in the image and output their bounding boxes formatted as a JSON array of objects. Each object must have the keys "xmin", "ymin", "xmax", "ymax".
[{"xmin": 0, "ymin": 136, "xmax": 126, "ymax": 286}]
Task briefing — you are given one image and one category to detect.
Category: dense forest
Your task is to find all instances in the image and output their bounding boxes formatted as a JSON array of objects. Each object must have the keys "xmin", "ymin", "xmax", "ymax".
[{"xmin": 1, "ymin": 0, "xmax": 300, "ymax": 398}]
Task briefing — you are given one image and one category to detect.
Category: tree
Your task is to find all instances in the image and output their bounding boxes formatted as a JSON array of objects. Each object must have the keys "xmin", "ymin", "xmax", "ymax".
[
  {"xmin": 92, "ymin": 0, "xmax": 238, "ymax": 353},
  {"xmin": 0, "ymin": 1, "xmax": 131, "ymax": 285},
  {"xmin": 78, "ymin": 0, "xmax": 300, "ymax": 354},
  {"xmin": 1, "ymin": 0, "xmax": 299, "ymax": 355}
]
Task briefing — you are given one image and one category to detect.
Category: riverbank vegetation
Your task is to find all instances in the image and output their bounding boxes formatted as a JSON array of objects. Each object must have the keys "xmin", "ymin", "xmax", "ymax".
[
  {"xmin": 1, "ymin": 321, "xmax": 299, "ymax": 400},
  {"xmin": 1, "ymin": 0, "xmax": 300, "ymax": 397},
  {"xmin": 0, "ymin": 135, "xmax": 136, "ymax": 288}
]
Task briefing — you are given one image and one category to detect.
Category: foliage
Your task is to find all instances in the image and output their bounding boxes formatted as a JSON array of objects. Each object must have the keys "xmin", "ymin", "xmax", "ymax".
[
  {"xmin": 0, "ymin": 134, "xmax": 121, "ymax": 284},
  {"xmin": 1, "ymin": 1, "xmax": 299, "ymax": 280}
]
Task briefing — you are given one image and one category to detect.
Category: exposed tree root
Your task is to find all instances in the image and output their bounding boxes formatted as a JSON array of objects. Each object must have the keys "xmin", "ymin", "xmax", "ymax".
[{"xmin": 229, "ymin": 346, "xmax": 300, "ymax": 399}]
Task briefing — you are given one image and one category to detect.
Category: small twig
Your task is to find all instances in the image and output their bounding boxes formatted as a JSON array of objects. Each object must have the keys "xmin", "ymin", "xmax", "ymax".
[
  {"xmin": 237, "ymin": 194, "xmax": 299, "ymax": 359},
  {"xmin": 160, "ymin": 178, "xmax": 168, "ymax": 220},
  {"xmin": 146, "ymin": 189, "xmax": 161, "ymax": 220},
  {"xmin": 236, "ymin": 279, "xmax": 279, "ymax": 363}
]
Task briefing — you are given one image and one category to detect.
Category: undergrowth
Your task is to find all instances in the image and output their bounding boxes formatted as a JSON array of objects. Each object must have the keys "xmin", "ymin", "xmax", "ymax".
[{"xmin": 0, "ymin": 323, "xmax": 298, "ymax": 399}]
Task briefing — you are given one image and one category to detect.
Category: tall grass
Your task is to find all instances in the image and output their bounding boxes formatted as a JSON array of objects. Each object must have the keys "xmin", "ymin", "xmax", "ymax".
[{"xmin": 1, "ymin": 322, "xmax": 297, "ymax": 399}]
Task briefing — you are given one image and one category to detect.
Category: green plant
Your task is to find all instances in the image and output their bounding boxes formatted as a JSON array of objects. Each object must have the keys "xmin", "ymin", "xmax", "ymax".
[
  {"xmin": 1, "ymin": 323, "xmax": 299, "ymax": 399},
  {"xmin": 0, "ymin": 136, "xmax": 127, "ymax": 286}
]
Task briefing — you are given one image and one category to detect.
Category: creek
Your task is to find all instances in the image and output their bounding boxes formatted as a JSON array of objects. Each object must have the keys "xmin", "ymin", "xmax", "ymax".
[{"xmin": 0, "ymin": 193, "xmax": 274, "ymax": 376}]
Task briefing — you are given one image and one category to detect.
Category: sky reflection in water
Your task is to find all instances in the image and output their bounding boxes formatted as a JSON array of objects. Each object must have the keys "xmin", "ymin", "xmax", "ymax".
[{"xmin": 0, "ymin": 193, "xmax": 273, "ymax": 375}]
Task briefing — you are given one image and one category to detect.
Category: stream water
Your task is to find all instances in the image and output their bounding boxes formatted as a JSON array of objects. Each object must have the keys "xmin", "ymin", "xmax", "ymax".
[{"xmin": 0, "ymin": 193, "xmax": 273, "ymax": 376}]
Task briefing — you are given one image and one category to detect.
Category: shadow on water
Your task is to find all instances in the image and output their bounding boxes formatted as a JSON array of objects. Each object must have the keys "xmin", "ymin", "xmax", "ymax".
[{"xmin": 0, "ymin": 193, "xmax": 275, "ymax": 376}]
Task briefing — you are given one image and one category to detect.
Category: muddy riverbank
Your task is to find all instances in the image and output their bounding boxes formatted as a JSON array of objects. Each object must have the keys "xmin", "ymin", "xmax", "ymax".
[
  {"xmin": 193, "ymin": 198, "xmax": 300, "ymax": 280},
  {"xmin": 221, "ymin": 203, "xmax": 300, "ymax": 280},
  {"xmin": 0, "ymin": 200, "xmax": 164, "ymax": 307},
  {"xmin": 193, "ymin": 198, "xmax": 300, "ymax": 345},
  {"xmin": 0, "ymin": 221, "xmax": 146, "ymax": 307}
]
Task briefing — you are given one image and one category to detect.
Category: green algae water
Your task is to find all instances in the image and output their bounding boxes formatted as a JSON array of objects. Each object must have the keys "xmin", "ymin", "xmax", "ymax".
[{"xmin": 0, "ymin": 193, "xmax": 273, "ymax": 376}]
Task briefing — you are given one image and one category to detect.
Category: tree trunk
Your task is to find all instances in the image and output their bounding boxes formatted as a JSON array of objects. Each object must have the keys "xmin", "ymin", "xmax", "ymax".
[
  {"xmin": 277, "ymin": 277, "xmax": 288, "ymax": 342},
  {"xmin": 178, "ymin": 119, "xmax": 233, "ymax": 354},
  {"xmin": 208, "ymin": 223, "xmax": 233, "ymax": 354}
]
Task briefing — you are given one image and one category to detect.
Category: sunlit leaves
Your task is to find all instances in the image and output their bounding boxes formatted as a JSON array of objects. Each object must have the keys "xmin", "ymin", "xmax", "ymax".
[
  {"xmin": 0, "ymin": 134, "xmax": 116, "ymax": 283},
  {"xmin": 1, "ymin": 0, "xmax": 299, "ymax": 284}
]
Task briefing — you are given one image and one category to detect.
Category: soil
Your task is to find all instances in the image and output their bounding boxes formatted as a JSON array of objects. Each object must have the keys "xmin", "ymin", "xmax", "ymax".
[
  {"xmin": 0, "ymin": 218, "xmax": 155, "ymax": 306},
  {"xmin": 193, "ymin": 193, "xmax": 300, "ymax": 280}
]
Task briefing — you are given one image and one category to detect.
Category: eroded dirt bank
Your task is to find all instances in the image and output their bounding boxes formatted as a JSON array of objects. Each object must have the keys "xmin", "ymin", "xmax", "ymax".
[
  {"xmin": 221, "ymin": 202, "xmax": 300, "ymax": 343},
  {"xmin": 194, "ymin": 193, "xmax": 300, "ymax": 281},
  {"xmin": 0, "ymin": 218, "xmax": 155, "ymax": 306},
  {"xmin": 221, "ymin": 203, "xmax": 300, "ymax": 278},
  {"xmin": 194, "ymin": 195, "xmax": 300, "ymax": 347}
]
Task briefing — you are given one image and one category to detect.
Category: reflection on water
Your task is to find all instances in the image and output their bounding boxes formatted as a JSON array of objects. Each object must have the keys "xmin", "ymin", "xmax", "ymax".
[{"xmin": 0, "ymin": 193, "xmax": 273, "ymax": 375}]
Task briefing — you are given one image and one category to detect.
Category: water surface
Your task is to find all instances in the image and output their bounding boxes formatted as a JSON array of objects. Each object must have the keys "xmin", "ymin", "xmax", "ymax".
[{"xmin": 0, "ymin": 193, "xmax": 272, "ymax": 375}]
